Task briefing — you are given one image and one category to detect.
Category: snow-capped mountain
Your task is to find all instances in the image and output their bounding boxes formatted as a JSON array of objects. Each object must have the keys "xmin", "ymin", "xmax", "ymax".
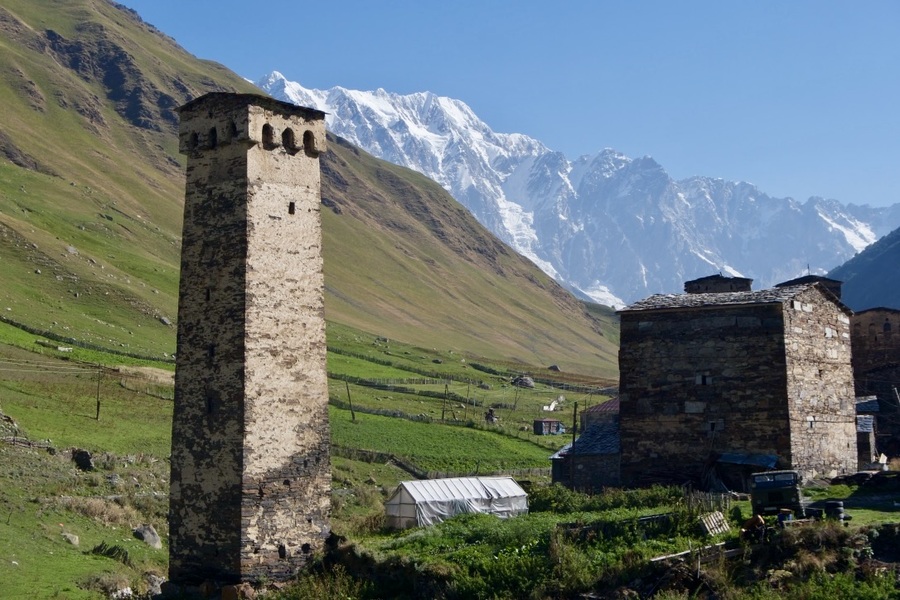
[{"xmin": 258, "ymin": 71, "xmax": 900, "ymax": 306}]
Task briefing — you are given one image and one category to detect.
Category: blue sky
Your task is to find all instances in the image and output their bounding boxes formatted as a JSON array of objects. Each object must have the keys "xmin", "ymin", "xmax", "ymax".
[{"xmin": 118, "ymin": 0, "xmax": 899, "ymax": 207}]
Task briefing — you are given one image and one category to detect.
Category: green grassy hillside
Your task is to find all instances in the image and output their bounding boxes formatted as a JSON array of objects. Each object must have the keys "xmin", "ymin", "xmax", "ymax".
[{"xmin": 0, "ymin": 0, "xmax": 617, "ymax": 378}]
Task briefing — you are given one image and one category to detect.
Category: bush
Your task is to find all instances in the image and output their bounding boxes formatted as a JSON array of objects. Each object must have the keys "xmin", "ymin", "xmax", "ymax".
[
  {"xmin": 275, "ymin": 565, "xmax": 372, "ymax": 600},
  {"xmin": 529, "ymin": 483, "xmax": 682, "ymax": 513}
]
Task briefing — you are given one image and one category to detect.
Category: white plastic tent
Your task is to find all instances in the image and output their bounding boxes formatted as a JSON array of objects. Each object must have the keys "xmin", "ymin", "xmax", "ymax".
[{"xmin": 384, "ymin": 476, "xmax": 528, "ymax": 529}]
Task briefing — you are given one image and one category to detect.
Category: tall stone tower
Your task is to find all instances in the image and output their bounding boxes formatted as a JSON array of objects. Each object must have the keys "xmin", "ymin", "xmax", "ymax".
[{"xmin": 169, "ymin": 93, "xmax": 330, "ymax": 585}]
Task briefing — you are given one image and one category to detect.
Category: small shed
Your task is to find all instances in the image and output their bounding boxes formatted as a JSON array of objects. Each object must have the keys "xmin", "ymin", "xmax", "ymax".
[
  {"xmin": 384, "ymin": 476, "xmax": 528, "ymax": 529},
  {"xmin": 857, "ymin": 415, "xmax": 877, "ymax": 467},
  {"xmin": 533, "ymin": 418, "xmax": 564, "ymax": 435}
]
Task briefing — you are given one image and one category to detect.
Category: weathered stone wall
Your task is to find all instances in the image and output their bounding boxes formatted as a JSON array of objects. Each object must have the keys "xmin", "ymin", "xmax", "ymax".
[
  {"xmin": 170, "ymin": 94, "xmax": 329, "ymax": 585},
  {"xmin": 852, "ymin": 308, "xmax": 900, "ymax": 373},
  {"xmin": 552, "ymin": 454, "xmax": 620, "ymax": 491},
  {"xmin": 618, "ymin": 304, "xmax": 792, "ymax": 485},
  {"xmin": 782, "ymin": 286, "xmax": 856, "ymax": 479},
  {"xmin": 856, "ymin": 364, "xmax": 900, "ymax": 453}
]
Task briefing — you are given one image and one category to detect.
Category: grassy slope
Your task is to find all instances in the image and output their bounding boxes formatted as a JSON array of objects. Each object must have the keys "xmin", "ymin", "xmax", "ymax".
[
  {"xmin": 0, "ymin": 0, "xmax": 258, "ymax": 357},
  {"xmin": 0, "ymin": 0, "xmax": 618, "ymax": 378}
]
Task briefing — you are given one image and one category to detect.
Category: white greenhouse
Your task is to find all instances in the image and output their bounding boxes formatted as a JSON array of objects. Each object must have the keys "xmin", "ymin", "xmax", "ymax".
[{"xmin": 384, "ymin": 476, "xmax": 529, "ymax": 529}]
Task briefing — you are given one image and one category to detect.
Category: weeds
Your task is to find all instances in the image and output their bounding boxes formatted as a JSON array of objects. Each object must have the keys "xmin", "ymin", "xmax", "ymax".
[{"xmin": 273, "ymin": 565, "xmax": 372, "ymax": 600}]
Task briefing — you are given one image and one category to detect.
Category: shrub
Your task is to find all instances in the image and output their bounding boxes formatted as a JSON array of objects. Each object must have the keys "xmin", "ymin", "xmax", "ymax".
[
  {"xmin": 274, "ymin": 565, "xmax": 372, "ymax": 600},
  {"xmin": 57, "ymin": 495, "xmax": 140, "ymax": 527},
  {"xmin": 529, "ymin": 483, "xmax": 682, "ymax": 514}
]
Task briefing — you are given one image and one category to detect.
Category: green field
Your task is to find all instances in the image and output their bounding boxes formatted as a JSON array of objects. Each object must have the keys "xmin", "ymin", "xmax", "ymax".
[{"xmin": 2, "ymin": 320, "xmax": 900, "ymax": 599}]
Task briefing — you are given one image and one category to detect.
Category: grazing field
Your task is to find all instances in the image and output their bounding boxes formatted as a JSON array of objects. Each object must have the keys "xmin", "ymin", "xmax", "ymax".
[
  {"xmin": 3, "ymin": 321, "xmax": 900, "ymax": 599},
  {"xmin": 330, "ymin": 406, "xmax": 552, "ymax": 474}
]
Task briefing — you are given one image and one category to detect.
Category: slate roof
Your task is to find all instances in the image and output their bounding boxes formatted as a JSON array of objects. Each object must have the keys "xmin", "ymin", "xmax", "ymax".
[
  {"xmin": 619, "ymin": 284, "xmax": 812, "ymax": 313},
  {"xmin": 855, "ymin": 307, "xmax": 900, "ymax": 316},
  {"xmin": 775, "ymin": 275, "xmax": 843, "ymax": 288},
  {"xmin": 549, "ymin": 422, "xmax": 620, "ymax": 459}
]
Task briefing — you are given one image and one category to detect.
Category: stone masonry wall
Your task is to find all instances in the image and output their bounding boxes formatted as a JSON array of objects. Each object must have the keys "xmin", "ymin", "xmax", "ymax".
[
  {"xmin": 170, "ymin": 94, "xmax": 329, "ymax": 585},
  {"xmin": 618, "ymin": 304, "xmax": 791, "ymax": 485},
  {"xmin": 240, "ymin": 103, "xmax": 330, "ymax": 580},
  {"xmin": 782, "ymin": 286, "xmax": 856, "ymax": 479},
  {"xmin": 852, "ymin": 308, "xmax": 900, "ymax": 374}
]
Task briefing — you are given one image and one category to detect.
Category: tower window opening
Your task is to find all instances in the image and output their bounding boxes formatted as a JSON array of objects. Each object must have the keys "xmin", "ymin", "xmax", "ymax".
[
  {"xmin": 288, "ymin": 201, "xmax": 296, "ymax": 215},
  {"xmin": 229, "ymin": 120, "xmax": 238, "ymax": 140},
  {"xmin": 303, "ymin": 130, "xmax": 320, "ymax": 157},
  {"xmin": 189, "ymin": 132, "xmax": 199, "ymax": 150},
  {"xmin": 282, "ymin": 128, "xmax": 298, "ymax": 154},
  {"xmin": 208, "ymin": 127, "xmax": 218, "ymax": 149},
  {"xmin": 262, "ymin": 123, "xmax": 276, "ymax": 150}
]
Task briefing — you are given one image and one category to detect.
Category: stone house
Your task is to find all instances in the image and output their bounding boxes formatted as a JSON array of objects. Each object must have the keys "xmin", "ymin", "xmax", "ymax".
[
  {"xmin": 617, "ymin": 275, "xmax": 857, "ymax": 488},
  {"xmin": 550, "ymin": 422, "xmax": 621, "ymax": 491},
  {"xmin": 851, "ymin": 308, "xmax": 899, "ymax": 374},
  {"xmin": 549, "ymin": 398, "xmax": 621, "ymax": 491},
  {"xmin": 851, "ymin": 308, "xmax": 900, "ymax": 454}
]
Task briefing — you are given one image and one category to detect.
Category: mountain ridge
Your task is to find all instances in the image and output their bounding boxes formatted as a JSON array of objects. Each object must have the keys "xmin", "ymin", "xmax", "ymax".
[
  {"xmin": 259, "ymin": 71, "xmax": 900, "ymax": 306},
  {"xmin": 829, "ymin": 225, "xmax": 900, "ymax": 311}
]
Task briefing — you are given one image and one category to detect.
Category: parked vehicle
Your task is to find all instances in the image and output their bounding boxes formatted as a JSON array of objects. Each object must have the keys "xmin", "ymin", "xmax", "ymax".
[{"xmin": 749, "ymin": 470, "xmax": 805, "ymax": 517}]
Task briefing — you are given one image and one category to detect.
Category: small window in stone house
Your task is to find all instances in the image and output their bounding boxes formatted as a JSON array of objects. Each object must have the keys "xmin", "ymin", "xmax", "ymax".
[
  {"xmin": 262, "ymin": 123, "xmax": 276, "ymax": 149},
  {"xmin": 229, "ymin": 120, "xmax": 238, "ymax": 140},
  {"xmin": 707, "ymin": 419, "xmax": 724, "ymax": 436},
  {"xmin": 205, "ymin": 287, "xmax": 211, "ymax": 301},
  {"xmin": 695, "ymin": 373, "xmax": 712, "ymax": 385},
  {"xmin": 189, "ymin": 131, "xmax": 199, "ymax": 150},
  {"xmin": 208, "ymin": 126, "xmax": 217, "ymax": 149},
  {"xmin": 288, "ymin": 201, "xmax": 296, "ymax": 215},
  {"xmin": 884, "ymin": 320, "xmax": 892, "ymax": 333}
]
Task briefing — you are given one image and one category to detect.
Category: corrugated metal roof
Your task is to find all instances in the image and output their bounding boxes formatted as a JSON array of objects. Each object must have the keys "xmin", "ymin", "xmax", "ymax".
[
  {"xmin": 856, "ymin": 396, "xmax": 880, "ymax": 413},
  {"xmin": 582, "ymin": 398, "xmax": 619, "ymax": 414},
  {"xmin": 397, "ymin": 476, "xmax": 526, "ymax": 503},
  {"xmin": 857, "ymin": 415, "xmax": 876, "ymax": 433}
]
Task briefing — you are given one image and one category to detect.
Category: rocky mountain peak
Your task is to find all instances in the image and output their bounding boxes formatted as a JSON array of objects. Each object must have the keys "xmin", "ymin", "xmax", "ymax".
[{"xmin": 258, "ymin": 72, "xmax": 900, "ymax": 306}]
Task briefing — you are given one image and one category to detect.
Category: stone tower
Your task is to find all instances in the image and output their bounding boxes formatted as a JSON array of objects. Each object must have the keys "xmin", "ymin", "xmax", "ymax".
[{"xmin": 169, "ymin": 93, "xmax": 330, "ymax": 585}]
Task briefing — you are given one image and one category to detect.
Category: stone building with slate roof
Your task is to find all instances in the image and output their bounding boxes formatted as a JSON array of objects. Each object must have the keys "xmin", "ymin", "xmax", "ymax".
[
  {"xmin": 550, "ymin": 422, "xmax": 621, "ymax": 491},
  {"xmin": 617, "ymin": 276, "xmax": 857, "ymax": 487}
]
